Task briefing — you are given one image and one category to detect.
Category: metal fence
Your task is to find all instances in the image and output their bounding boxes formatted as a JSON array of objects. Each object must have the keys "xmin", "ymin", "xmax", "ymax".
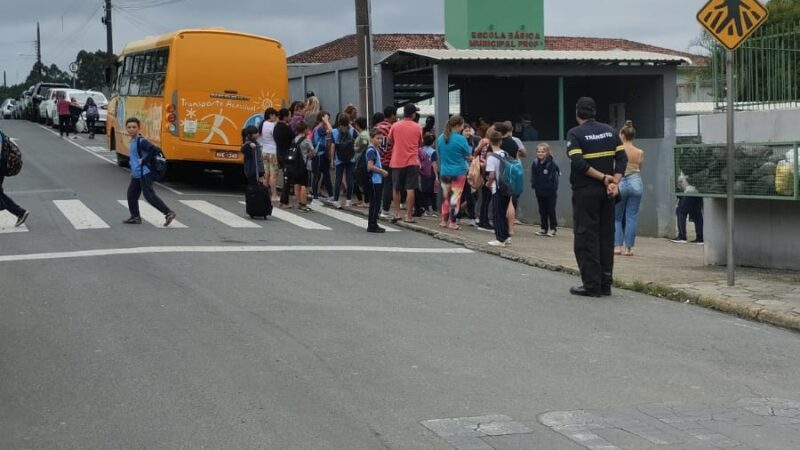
[
  {"xmin": 674, "ymin": 143, "xmax": 798, "ymax": 200},
  {"xmin": 712, "ymin": 22, "xmax": 800, "ymax": 111}
]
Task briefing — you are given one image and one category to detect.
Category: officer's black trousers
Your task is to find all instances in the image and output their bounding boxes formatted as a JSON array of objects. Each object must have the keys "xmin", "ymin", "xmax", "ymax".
[{"xmin": 572, "ymin": 188, "xmax": 615, "ymax": 293}]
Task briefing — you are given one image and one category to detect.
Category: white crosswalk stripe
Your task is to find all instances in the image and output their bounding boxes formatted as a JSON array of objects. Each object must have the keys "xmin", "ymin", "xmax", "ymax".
[
  {"xmin": 238, "ymin": 202, "xmax": 331, "ymax": 230},
  {"xmin": 313, "ymin": 205, "xmax": 399, "ymax": 232},
  {"xmin": 0, "ymin": 213, "xmax": 28, "ymax": 233},
  {"xmin": 54, "ymin": 200, "xmax": 110, "ymax": 230},
  {"xmin": 118, "ymin": 200, "xmax": 188, "ymax": 228},
  {"xmin": 182, "ymin": 200, "xmax": 261, "ymax": 228}
]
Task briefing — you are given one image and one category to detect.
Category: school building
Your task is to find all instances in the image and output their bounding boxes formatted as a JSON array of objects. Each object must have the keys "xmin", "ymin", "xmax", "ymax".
[{"xmin": 287, "ymin": 1, "xmax": 705, "ymax": 237}]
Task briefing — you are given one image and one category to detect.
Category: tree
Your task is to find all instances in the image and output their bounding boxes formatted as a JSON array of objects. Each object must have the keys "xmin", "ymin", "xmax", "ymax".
[
  {"xmin": 23, "ymin": 62, "xmax": 72, "ymax": 86},
  {"xmin": 766, "ymin": 0, "xmax": 800, "ymax": 27},
  {"xmin": 75, "ymin": 50, "xmax": 116, "ymax": 90}
]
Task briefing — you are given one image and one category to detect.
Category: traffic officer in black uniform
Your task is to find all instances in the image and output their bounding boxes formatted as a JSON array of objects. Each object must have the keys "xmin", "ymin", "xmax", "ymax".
[{"xmin": 566, "ymin": 97, "xmax": 628, "ymax": 297}]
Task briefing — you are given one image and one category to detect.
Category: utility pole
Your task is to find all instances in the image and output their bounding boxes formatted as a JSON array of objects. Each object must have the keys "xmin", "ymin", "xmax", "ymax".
[
  {"xmin": 3, "ymin": 71, "xmax": 6, "ymax": 88},
  {"xmin": 102, "ymin": 0, "xmax": 114, "ymax": 87},
  {"xmin": 355, "ymin": 0, "xmax": 374, "ymax": 125},
  {"xmin": 36, "ymin": 22, "xmax": 42, "ymax": 76}
]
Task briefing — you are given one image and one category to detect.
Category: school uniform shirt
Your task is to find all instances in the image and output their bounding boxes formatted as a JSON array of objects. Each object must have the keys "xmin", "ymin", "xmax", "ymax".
[
  {"xmin": 366, "ymin": 145, "xmax": 383, "ymax": 185},
  {"xmin": 129, "ymin": 137, "xmax": 151, "ymax": 178},
  {"xmin": 240, "ymin": 141, "xmax": 265, "ymax": 177},
  {"xmin": 436, "ymin": 132, "xmax": 472, "ymax": 177},
  {"xmin": 485, "ymin": 149, "xmax": 508, "ymax": 194},
  {"xmin": 258, "ymin": 120, "xmax": 277, "ymax": 156}
]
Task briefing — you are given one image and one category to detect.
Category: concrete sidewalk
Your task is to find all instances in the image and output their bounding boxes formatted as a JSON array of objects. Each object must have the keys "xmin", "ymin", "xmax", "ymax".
[{"xmin": 341, "ymin": 203, "xmax": 800, "ymax": 332}]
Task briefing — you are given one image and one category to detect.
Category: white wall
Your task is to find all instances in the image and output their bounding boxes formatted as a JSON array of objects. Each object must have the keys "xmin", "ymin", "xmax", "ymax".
[{"xmin": 701, "ymin": 108, "xmax": 800, "ymax": 144}]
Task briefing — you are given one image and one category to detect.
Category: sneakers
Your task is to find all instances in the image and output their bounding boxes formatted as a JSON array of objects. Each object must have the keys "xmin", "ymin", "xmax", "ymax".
[
  {"xmin": 367, "ymin": 226, "xmax": 386, "ymax": 233},
  {"xmin": 298, "ymin": 205, "xmax": 313, "ymax": 213},
  {"xmin": 477, "ymin": 225, "xmax": 494, "ymax": 232},
  {"xmin": 336, "ymin": 200, "xmax": 344, "ymax": 210},
  {"xmin": 547, "ymin": 229, "xmax": 557, "ymax": 237},
  {"xmin": 670, "ymin": 238, "xmax": 688, "ymax": 244},
  {"xmin": 345, "ymin": 199, "xmax": 352, "ymax": 208},
  {"xmin": 487, "ymin": 239, "xmax": 508, "ymax": 247},
  {"xmin": 123, "ymin": 216, "xmax": 142, "ymax": 224},
  {"xmin": 380, "ymin": 211, "xmax": 391, "ymax": 219},
  {"xmin": 535, "ymin": 230, "xmax": 548, "ymax": 236},
  {"xmin": 164, "ymin": 211, "xmax": 177, "ymax": 227},
  {"xmin": 691, "ymin": 239, "xmax": 704, "ymax": 245},
  {"xmin": 15, "ymin": 211, "xmax": 30, "ymax": 227},
  {"xmin": 469, "ymin": 219, "xmax": 479, "ymax": 227},
  {"xmin": 400, "ymin": 203, "xmax": 406, "ymax": 210},
  {"xmin": 311, "ymin": 199, "xmax": 324, "ymax": 207}
]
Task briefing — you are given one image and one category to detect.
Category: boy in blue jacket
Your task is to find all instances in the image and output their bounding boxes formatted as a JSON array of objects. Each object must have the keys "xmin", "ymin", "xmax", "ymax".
[
  {"xmin": 530, "ymin": 143, "xmax": 560, "ymax": 236},
  {"xmin": 123, "ymin": 118, "xmax": 176, "ymax": 226}
]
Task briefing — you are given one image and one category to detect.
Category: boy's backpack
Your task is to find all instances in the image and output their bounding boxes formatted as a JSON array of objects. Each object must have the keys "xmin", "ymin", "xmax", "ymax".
[
  {"xmin": 85, "ymin": 104, "xmax": 99, "ymax": 120},
  {"xmin": 137, "ymin": 137, "xmax": 168, "ymax": 181},
  {"xmin": 285, "ymin": 136, "xmax": 306, "ymax": 173},
  {"xmin": 0, "ymin": 132, "xmax": 23, "ymax": 177},
  {"xmin": 490, "ymin": 152, "xmax": 524, "ymax": 196},
  {"xmin": 335, "ymin": 128, "xmax": 355, "ymax": 162},
  {"xmin": 354, "ymin": 147, "xmax": 371, "ymax": 187},
  {"xmin": 418, "ymin": 147, "xmax": 433, "ymax": 178}
]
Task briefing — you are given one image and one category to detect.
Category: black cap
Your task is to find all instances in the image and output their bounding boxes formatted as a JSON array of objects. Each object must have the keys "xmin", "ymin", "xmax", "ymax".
[
  {"xmin": 305, "ymin": 90, "xmax": 315, "ymax": 98},
  {"xmin": 403, "ymin": 103, "xmax": 419, "ymax": 117},
  {"xmin": 576, "ymin": 97, "xmax": 596, "ymax": 119}
]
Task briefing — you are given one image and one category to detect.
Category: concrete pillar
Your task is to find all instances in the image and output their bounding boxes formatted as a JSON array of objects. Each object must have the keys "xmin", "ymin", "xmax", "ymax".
[
  {"xmin": 657, "ymin": 69, "xmax": 678, "ymax": 237},
  {"xmin": 432, "ymin": 64, "xmax": 450, "ymax": 134}
]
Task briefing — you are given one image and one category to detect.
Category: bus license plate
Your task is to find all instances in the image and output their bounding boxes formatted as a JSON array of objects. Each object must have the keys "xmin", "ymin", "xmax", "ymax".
[{"xmin": 215, "ymin": 151, "xmax": 239, "ymax": 160}]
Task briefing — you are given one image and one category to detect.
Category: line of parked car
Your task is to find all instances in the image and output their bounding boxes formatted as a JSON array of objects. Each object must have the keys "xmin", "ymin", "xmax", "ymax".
[{"xmin": 1, "ymin": 81, "xmax": 108, "ymax": 134}]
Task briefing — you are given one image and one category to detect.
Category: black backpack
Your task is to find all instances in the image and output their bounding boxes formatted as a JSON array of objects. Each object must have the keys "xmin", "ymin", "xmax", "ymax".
[
  {"xmin": 335, "ymin": 128, "xmax": 355, "ymax": 162},
  {"xmin": 285, "ymin": 136, "xmax": 306, "ymax": 172},
  {"xmin": 138, "ymin": 137, "xmax": 168, "ymax": 181},
  {"xmin": 354, "ymin": 146, "xmax": 371, "ymax": 187}
]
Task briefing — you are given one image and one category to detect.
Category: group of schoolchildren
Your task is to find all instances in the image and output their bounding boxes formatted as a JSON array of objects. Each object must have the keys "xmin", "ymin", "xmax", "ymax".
[{"xmin": 240, "ymin": 94, "xmax": 562, "ymax": 239}]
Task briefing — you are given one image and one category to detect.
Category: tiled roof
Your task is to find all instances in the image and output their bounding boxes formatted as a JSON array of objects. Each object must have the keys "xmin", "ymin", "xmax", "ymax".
[
  {"xmin": 287, "ymin": 34, "xmax": 447, "ymax": 64},
  {"xmin": 288, "ymin": 33, "xmax": 707, "ymax": 66}
]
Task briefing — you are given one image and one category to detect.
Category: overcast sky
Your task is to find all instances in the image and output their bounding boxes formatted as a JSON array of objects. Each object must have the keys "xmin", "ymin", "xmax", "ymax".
[{"xmin": 0, "ymin": 0, "xmax": 706, "ymax": 86}]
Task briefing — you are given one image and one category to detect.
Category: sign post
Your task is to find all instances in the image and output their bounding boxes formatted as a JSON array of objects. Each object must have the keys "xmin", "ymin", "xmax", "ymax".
[{"xmin": 696, "ymin": 0, "xmax": 768, "ymax": 286}]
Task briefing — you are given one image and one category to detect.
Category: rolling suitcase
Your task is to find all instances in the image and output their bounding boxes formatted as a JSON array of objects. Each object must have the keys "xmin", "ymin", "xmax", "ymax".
[{"xmin": 245, "ymin": 145, "xmax": 272, "ymax": 219}]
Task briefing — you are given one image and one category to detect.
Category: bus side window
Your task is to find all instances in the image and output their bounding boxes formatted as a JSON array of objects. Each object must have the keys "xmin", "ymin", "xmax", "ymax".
[
  {"xmin": 140, "ymin": 53, "xmax": 154, "ymax": 96},
  {"xmin": 118, "ymin": 56, "xmax": 133, "ymax": 96},
  {"xmin": 128, "ymin": 54, "xmax": 143, "ymax": 97}
]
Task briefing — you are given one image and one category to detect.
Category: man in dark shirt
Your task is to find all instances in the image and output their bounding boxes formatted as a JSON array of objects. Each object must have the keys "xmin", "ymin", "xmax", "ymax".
[
  {"xmin": 566, "ymin": 97, "xmax": 628, "ymax": 297},
  {"xmin": 273, "ymin": 108, "xmax": 295, "ymax": 208}
]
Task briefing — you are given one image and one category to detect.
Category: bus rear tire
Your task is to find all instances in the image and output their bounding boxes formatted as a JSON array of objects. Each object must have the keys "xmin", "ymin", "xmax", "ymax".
[{"xmin": 116, "ymin": 152, "xmax": 130, "ymax": 168}]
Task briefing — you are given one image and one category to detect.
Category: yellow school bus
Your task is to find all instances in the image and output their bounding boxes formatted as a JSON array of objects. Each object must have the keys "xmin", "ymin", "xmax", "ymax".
[{"xmin": 107, "ymin": 28, "xmax": 288, "ymax": 174}]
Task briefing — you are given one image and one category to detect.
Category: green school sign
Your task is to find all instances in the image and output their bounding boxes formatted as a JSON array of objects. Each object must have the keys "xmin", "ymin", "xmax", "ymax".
[{"xmin": 444, "ymin": 0, "xmax": 545, "ymax": 50}]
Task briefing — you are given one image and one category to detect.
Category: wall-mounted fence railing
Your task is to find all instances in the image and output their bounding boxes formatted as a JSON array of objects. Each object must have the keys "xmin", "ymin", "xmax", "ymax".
[
  {"xmin": 711, "ymin": 21, "xmax": 800, "ymax": 112},
  {"xmin": 674, "ymin": 143, "xmax": 798, "ymax": 200}
]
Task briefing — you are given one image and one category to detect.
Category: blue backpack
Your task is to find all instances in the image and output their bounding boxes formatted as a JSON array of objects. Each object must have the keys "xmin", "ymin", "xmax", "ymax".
[{"xmin": 491, "ymin": 152, "xmax": 524, "ymax": 196}]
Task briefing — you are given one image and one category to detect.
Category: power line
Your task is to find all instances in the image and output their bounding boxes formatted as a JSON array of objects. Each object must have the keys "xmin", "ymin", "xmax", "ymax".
[{"xmin": 116, "ymin": 0, "xmax": 186, "ymax": 10}]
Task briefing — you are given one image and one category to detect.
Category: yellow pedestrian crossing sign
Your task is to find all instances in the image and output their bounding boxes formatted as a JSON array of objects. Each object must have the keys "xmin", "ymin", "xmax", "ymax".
[{"xmin": 697, "ymin": 0, "xmax": 769, "ymax": 50}]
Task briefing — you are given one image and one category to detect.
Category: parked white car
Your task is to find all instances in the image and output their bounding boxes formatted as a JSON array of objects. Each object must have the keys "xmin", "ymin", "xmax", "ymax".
[
  {"xmin": 1, "ymin": 99, "xmax": 16, "ymax": 119},
  {"xmin": 47, "ymin": 90, "xmax": 108, "ymax": 132}
]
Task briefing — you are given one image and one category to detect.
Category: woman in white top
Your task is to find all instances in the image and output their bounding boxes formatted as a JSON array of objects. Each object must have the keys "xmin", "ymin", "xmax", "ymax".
[{"xmin": 259, "ymin": 108, "xmax": 279, "ymax": 202}]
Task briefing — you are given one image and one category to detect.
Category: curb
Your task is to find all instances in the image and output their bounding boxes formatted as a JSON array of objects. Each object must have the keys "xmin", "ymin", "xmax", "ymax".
[{"xmin": 338, "ymin": 204, "xmax": 800, "ymax": 334}]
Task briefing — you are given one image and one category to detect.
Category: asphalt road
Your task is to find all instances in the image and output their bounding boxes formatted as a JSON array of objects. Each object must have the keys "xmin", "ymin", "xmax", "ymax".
[{"xmin": 1, "ymin": 120, "xmax": 799, "ymax": 450}]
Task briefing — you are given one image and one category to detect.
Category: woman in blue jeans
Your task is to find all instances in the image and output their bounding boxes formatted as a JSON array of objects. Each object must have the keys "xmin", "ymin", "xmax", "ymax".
[{"xmin": 614, "ymin": 120, "xmax": 645, "ymax": 256}]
